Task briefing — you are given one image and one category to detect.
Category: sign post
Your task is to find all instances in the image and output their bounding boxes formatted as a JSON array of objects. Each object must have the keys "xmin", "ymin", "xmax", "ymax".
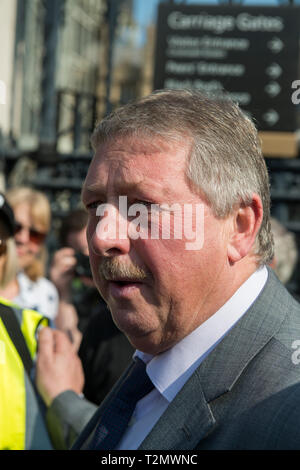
[{"xmin": 154, "ymin": 4, "xmax": 300, "ymax": 157}]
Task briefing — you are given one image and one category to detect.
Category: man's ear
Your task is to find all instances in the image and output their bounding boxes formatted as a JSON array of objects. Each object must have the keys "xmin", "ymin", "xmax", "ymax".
[{"xmin": 227, "ymin": 194, "xmax": 263, "ymax": 264}]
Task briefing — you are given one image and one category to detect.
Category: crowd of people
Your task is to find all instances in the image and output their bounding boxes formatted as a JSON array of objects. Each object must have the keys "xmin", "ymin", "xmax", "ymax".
[
  {"xmin": 1, "ymin": 89, "xmax": 300, "ymax": 451},
  {"xmin": 0, "ymin": 186, "xmax": 133, "ymax": 449}
]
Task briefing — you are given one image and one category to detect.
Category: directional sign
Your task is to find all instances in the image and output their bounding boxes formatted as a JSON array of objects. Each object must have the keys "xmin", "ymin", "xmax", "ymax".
[
  {"xmin": 267, "ymin": 37, "xmax": 284, "ymax": 54},
  {"xmin": 266, "ymin": 63, "xmax": 282, "ymax": 79},
  {"xmin": 265, "ymin": 81, "xmax": 281, "ymax": 98},
  {"xmin": 263, "ymin": 109, "xmax": 280, "ymax": 126},
  {"xmin": 154, "ymin": 5, "xmax": 300, "ymax": 132}
]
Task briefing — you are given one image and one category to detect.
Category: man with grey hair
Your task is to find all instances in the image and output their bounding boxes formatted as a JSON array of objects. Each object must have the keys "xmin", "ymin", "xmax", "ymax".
[{"xmin": 37, "ymin": 89, "xmax": 300, "ymax": 450}]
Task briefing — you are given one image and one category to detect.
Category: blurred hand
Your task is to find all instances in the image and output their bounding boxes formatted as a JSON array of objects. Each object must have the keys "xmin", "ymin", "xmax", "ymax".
[
  {"xmin": 55, "ymin": 301, "xmax": 82, "ymax": 352},
  {"xmin": 49, "ymin": 248, "xmax": 77, "ymax": 300},
  {"xmin": 36, "ymin": 327, "xmax": 84, "ymax": 407}
]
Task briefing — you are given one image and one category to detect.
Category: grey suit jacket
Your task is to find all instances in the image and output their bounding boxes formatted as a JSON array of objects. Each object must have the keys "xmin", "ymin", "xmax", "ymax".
[{"xmin": 49, "ymin": 268, "xmax": 300, "ymax": 450}]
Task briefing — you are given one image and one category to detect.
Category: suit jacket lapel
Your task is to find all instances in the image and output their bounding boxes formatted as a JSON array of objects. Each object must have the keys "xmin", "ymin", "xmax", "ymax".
[
  {"xmin": 139, "ymin": 268, "xmax": 289, "ymax": 449},
  {"xmin": 198, "ymin": 267, "xmax": 287, "ymax": 402},
  {"xmin": 139, "ymin": 370, "xmax": 216, "ymax": 450}
]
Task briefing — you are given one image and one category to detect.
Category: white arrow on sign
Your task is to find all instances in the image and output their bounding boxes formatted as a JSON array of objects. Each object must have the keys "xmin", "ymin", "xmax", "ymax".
[
  {"xmin": 266, "ymin": 63, "xmax": 282, "ymax": 79},
  {"xmin": 267, "ymin": 37, "xmax": 284, "ymax": 54},
  {"xmin": 265, "ymin": 81, "xmax": 281, "ymax": 97},
  {"xmin": 263, "ymin": 109, "xmax": 279, "ymax": 126}
]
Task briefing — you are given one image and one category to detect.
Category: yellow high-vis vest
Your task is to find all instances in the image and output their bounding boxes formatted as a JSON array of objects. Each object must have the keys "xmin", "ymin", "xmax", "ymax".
[{"xmin": 0, "ymin": 297, "xmax": 48, "ymax": 450}]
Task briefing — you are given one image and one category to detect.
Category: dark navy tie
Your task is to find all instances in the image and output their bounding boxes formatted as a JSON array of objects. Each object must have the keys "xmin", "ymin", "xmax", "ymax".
[{"xmin": 87, "ymin": 357, "xmax": 154, "ymax": 450}]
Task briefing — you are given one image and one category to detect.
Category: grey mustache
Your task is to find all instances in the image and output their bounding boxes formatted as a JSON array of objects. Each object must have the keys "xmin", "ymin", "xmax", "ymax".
[{"xmin": 98, "ymin": 258, "xmax": 148, "ymax": 281}]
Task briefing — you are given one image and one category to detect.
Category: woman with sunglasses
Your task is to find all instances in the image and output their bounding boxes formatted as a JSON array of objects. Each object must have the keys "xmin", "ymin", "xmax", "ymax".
[
  {"xmin": 0, "ymin": 192, "xmax": 53, "ymax": 449},
  {"xmin": 0, "ymin": 187, "xmax": 59, "ymax": 321}
]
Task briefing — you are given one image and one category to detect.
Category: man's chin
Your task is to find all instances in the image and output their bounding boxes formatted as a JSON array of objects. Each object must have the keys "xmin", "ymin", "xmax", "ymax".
[
  {"xmin": 113, "ymin": 317, "xmax": 168, "ymax": 355},
  {"xmin": 127, "ymin": 334, "xmax": 170, "ymax": 356},
  {"xmin": 108, "ymin": 308, "xmax": 157, "ymax": 350}
]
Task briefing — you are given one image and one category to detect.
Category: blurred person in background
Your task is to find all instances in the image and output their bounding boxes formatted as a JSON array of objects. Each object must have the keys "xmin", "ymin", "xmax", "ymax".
[
  {"xmin": 50, "ymin": 208, "xmax": 134, "ymax": 405},
  {"xmin": 269, "ymin": 217, "xmax": 298, "ymax": 286},
  {"xmin": 0, "ymin": 187, "xmax": 59, "ymax": 322},
  {"xmin": 0, "ymin": 192, "xmax": 58, "ymax": 450},
  {"xmin": 50, "ymin": 208, "xmax": 95, "ymax": 344}
]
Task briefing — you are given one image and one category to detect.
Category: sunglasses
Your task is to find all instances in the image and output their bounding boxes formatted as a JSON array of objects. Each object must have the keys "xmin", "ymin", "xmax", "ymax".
[{"xmin": 14, "ymin": 223, "xmax": 47, "ymax": 245}]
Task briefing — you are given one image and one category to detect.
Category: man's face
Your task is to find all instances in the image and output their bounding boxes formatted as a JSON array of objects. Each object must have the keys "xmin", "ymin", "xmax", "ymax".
[{"xmin": 82, "ymin": 137, "xmax": 231, "ymax": 355}]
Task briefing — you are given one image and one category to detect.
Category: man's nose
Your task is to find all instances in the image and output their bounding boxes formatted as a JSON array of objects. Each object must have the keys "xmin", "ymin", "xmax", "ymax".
[{"xmin": 89, "ymin": 204, "xmax": 131, "ymax": 257}]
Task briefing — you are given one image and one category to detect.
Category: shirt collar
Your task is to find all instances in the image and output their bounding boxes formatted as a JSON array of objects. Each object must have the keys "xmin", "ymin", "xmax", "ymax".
[{"xmin": 135, "ymin": 266, "xmax": 268, "ymax": 403}]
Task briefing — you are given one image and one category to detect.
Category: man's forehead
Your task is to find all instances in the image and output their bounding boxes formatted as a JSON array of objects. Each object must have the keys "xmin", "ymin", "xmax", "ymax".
[
  {"xmin": 82, "ymin": 136, "xmax": 194, "ymax": 202},
  {"xmin": 85, "ymin": 156, "xmax": 146, "ymax": 191},
  {"xmin": 89, "ymin": 134, "xmax": 183, "ymax": 171},
  {"xmin": 83, "ymin": 164, "xmax": 165, "ymax": 198},
  {"xmin": 96, "ymin": 134, "xmax": 190, "ymax": 163}
]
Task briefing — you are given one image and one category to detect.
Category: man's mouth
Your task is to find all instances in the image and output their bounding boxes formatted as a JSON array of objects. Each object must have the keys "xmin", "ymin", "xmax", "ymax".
[
  {"xmin": 107, "ymin": 276, "xmax": 143, "ymax": 283},
  {"xmin": 106, "ymin": 278, "xmax": 145, "ymax": 298},
  {"xmin": 111, "ymin": 279, "xmax": 141, "ymax": 285}
]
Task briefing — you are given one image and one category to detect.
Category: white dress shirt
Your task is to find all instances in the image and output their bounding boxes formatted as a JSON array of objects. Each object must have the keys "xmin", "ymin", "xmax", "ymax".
[{"xmin": 117, "ymin": 266, "xmax": 268, "ymax": 450}]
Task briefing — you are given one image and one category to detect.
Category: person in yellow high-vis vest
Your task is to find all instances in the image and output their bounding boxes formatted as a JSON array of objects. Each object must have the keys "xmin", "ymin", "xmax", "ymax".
[
  {"xmin": 0, "ymin": 193, "xmax": 53, "ymax": 450},
  {"xmin": 0, "ymin": 297, "xmax": 52, "ymax": 449}
]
